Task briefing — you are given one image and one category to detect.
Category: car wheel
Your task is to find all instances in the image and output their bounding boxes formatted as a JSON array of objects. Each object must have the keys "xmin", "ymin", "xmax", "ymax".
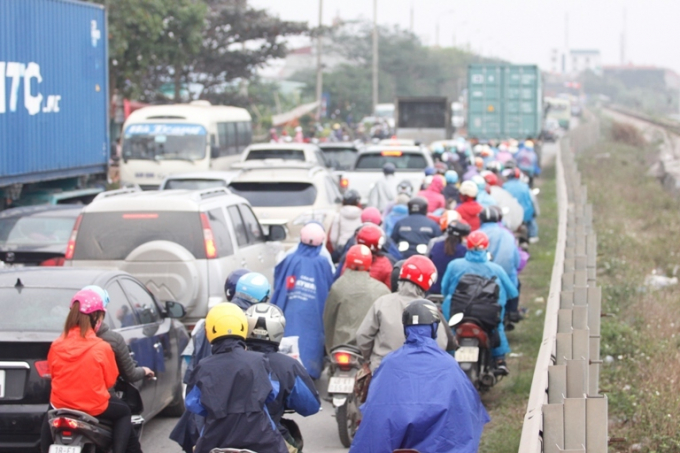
[{"xmin": 160, "ymin": 381, "xmax": 185, "ymax": 417}]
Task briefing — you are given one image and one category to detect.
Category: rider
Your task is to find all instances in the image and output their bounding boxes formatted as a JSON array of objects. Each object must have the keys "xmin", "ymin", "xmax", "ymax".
[
  {"xmin": 442, "ymin": 170, "xmax": 460, "ymax": 207},
  {"xmin": 503, "ymin": 166, "xmax": 537, "ymax": 242},
  {"xmin": 325, "ymin": 244, "xmax": 391, "ymax": 351},
  {"xmin": 471, "ymin": 174, "xmax": 498, "ymax": 208},
  {"xmin": 428, "ymin": 220, "xmax": 471, "ymax": 295},
  {"xmin": 356, "ymin": 255, "xmax": 453, "ymax": 371},
  {"xmin": 367, "ymin": 162, "xmax": 398, "ymax": 212},
  {"xmin": 441, "ymin": 230, "xmax": 518, "ymax": 375},
  {"xmin": 416, "ymin": 174, "xmax": 446, "ymax": 213},
  {"xmin": 349, "ymin": 300, "xmax": 489, "ymax": 453},
  {"xmin": 245, "ymin": 304, "xmax": 321, "ymax": 452},
  {"xmin": 391, "ymin": 197, "xmax": 441, "ymax": 258},
  {"xmin": 185, "ymin": 303, "xmax": 288, "ymax": 453},
  {"xmin": 354, "ymin": 223, "xmax": 394, "ymax": 289},
  {"xmin": 455, "ymin": 180, "xmax": 484, "ymax": 231},
  {"xmin": 329, "ymin": 189, "xmax": 363, "ymax": 260}
]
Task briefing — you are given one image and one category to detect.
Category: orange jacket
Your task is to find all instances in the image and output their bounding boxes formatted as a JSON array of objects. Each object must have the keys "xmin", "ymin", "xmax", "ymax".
[{"xmin": 48, "ymin": 327, "xmax": 119, "ymax": 416}]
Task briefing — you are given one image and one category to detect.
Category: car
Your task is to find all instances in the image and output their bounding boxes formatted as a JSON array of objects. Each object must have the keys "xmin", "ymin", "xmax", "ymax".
[
  {"xmin": 236, "ymin": 143, "xmax": 330, "ymax": 168},
  {"xmin": 0, "ymin": 267, "xmax": 189, "ymax": 452},
  {"xmin": 64, "ymin": 187, "xmax": 286, "ymax": 324},
  {"xmin": 227, "ymin": 161, "xmax": 342, "ymax": 248},
  {"xmin": 378, "ymin": 138, "xmax": 418, "ymax": 147},
  {"xmin": 318, "ymin": 142, "xmax": 365, "ymax": 171},
  {"xmin": 0, "ymin": 205, "xmax": 82, "ymax": 268},
  {"xmin": 159, "ymin": 170, "xmax": 240, "ymax": 190}
]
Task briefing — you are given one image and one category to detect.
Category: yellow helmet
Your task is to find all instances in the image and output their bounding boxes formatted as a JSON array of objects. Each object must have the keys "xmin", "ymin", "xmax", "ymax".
[{"xmin": 205, "ymin": 303, "xmax": 248, "ymax": 343}]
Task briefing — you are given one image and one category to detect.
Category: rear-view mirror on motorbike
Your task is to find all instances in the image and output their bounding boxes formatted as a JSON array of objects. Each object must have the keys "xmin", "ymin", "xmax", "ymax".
[
  {"xmin": 448, "ymin": 312, "xmax": 465, "ymax": 327},
  {"xmin": 532, "ymin": 188, "xmax": 540, "ymax": 196},
  {"xmin": 164, "ymin": 300, "xmax": 186, "ymax": 319}
]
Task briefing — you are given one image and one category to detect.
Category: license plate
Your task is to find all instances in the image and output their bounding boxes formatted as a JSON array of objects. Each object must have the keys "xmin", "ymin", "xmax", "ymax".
[
  {"xmin": 49, "ymin": 446, "xmax": 81, "ymax": 453},
  {"xmin": 328, "ymin": 376, "xmax": 354, "ymax": 394},
  {"xmin": 455, "ymin": 346, "xmax": 479, "ymax": 363},
  {"xmin": 0, "ymin": 370, "xmax": 4, "ymax": 398}
]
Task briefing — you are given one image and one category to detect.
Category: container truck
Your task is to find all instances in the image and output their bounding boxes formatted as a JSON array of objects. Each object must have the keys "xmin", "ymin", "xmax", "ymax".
[
  {"xmin": 0, "ymin": 0, "xmax": 109, "ymax": 209},
  {"xmin": 395, "ymin": 96, "xmax": 452, "ymax": 144},
  {"xmin": 467, "ymin": 64, "xmax": 543, "ymax": 140}
]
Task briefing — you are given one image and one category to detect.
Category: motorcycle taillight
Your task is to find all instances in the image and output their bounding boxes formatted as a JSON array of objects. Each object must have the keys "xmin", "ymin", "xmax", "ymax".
[
  {"xmin": 52, "ymin": 417, "xmax": 81, "ymax": 430},
  {"xmin": 333, "ymin": 351, "xmax": 353, "ymax": 371},
  {"xmin": 456, "ymin": 322, "xmax": 489, "ymax": 345}
]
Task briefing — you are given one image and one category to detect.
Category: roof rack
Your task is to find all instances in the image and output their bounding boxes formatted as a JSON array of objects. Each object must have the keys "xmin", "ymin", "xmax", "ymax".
[{"xmin": 93, "ymin": 186, "xmax": 141, "ymax": 201}]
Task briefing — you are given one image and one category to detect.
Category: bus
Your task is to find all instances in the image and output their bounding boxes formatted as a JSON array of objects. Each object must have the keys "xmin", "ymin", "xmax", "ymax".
[
  {"xmin": 119, "ymin": 101, "xmax": 252, "ymax": 189},
  {"xmin": 544, "ymin": 97, "xmax": 571, "ymax": 130}
]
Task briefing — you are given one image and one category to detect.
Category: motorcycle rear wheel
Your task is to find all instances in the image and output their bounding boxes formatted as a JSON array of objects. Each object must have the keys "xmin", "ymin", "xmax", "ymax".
[{"xmin": 337, "ymin": 396, "xmax": 359, "ymax": 448}]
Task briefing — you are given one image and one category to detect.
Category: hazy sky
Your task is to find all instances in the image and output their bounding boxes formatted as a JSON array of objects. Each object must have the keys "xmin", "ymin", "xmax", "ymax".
[{"xmin": 250, "ymin": 0, "xmax": 680, "ymax": 74}]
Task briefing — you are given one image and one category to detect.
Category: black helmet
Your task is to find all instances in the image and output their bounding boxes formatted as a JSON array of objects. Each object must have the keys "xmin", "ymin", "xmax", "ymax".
[
  {"xmin": 446, "ymin": 220, "xmax": 471, "ymax": 237},
  {"xmin": 343, "ymin": 189, "xmax": 361, "ymax": 206},
  {"xmin": 479, "ymin": 205, "xmax": 503, "ymax": 224},
  {"xmin": 407, "ymin": 197, "xmax": 428, "ymax": 215},
  {"xmin": 383, "ymin": 162, "xmax": 396, "ymax": 175},
  {"xmin": 402, "ymin": 299, "xmax": 440, "ymax": 338},
  {"xmin": 397, "ymin": 180, "xmax": 413, "ymax": 197},
  {"xmin": 390, "ymin": 260, "xmax": 405, "ymax": 293}
]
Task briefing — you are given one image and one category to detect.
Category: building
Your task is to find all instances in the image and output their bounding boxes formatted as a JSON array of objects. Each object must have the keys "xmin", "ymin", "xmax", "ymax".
[{"xmin": 549, "ymin": 49, "xmax": 601, "ymax": 76}]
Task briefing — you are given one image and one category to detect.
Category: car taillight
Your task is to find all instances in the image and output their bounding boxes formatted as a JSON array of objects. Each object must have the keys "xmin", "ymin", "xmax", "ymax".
[
  {"xmin": 64, "ymin": 214, "xmax": 82, "ymax": 260},
  {"xmin": 333, "ymin": 351, "xmax": 353, "ymax": 371},
  {"xmin": 52, "ymin": 417, "xmax": 80, "ymax": 430},
  {"xmin": 381, "ymin": 150, "xmax": 402, "ymax": 157},
  {"xmin": 40, "ymin": 257, "xmax": 65, "ymax": 267},
  {"xmin": 34, "ymin": 360, "xmax": 51, "ymax": 379},
  {"xmin": 200, "ymin": 213, "xmax": 218, "ymax": 259}
]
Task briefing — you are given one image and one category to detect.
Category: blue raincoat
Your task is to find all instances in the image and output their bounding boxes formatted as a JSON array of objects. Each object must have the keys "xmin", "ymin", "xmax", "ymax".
[
  {"xmin": 349, "ymin": 325, "xmax": 489, "ymax": 453},
  {"xmin": 481, "ymin": 222, "xmax": 520, "ymax": 286},
  {"xmin": 384, "ymin": 204, "xmax": 408, "ymax": 237},
  {"xmin": 441, "ymin": 250, "xmax": 518, "ymax": 357},
  {"xmin": 271, "ymin": 243, "xmax": 334, "ymax": 379},
  {"xmin": 476, "ymin": 190, "xmax": 498, "ymax": 208},
  {"xmin": 503, "ymin": 179, "xmax": 535, "ymax": 222}
]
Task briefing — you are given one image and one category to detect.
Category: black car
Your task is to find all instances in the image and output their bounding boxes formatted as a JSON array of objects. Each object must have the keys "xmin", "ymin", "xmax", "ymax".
[
  {"xmin": 0, "ymin": 268, "xmax": 190, "ymax": 452},
  {"xmin": 0, "ymin": 205, "xmax": 82, "ymax": 267},
  {"xmin": 318, "ymin": 142, "xmax": 365, "ymax": 171}
]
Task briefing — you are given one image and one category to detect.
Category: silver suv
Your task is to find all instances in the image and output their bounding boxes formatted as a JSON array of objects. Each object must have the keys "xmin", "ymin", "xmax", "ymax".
[{"xmin": 64, "ymin": 187, "xmax": 285, "ymax": 324}]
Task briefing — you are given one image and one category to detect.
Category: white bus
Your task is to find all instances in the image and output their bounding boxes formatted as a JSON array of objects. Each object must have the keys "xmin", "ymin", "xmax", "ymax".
[{"xmin": 120, "ymin": 101, "xmax": 252, "ymax": 189}]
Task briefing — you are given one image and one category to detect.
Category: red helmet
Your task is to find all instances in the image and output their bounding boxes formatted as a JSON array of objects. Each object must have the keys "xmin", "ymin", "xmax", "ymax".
[
  {"xmin": 360, "ymin": 207, "xmax": 382, "ymax": 225},
  {"xmin": 399, "ymin": 255, "xmax": 437, "ymax": 292},
  {"xmin": 346, "ymin": 244, "xmax": 373, "ymax": 271},
  {"xmin": 356, "ymin": 224, "xmax": 385, "ymax": 252},
  {"xmin": 483, "ymin": 172, "xmax": 499, "ymax": 187},
  {"xmin": 467, "ymin": 230, "xmax": 489, "ymax": 251}
]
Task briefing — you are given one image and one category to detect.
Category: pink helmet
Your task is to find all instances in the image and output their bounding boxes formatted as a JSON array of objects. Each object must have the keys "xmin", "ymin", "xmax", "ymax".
[
  {"xmin": 70, "ymin": 289, "xmax": 105, "ymax": 314},
  {"xmin": 300, "ymin": 222, "xmax": 326, "ymax": 247},
  {"xmin": 360, "ymin": 207, "xmax": 382, "ymax": 225}
]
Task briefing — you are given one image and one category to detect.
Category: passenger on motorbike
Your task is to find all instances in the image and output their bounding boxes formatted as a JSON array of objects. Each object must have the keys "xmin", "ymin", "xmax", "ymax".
[
  {"xmin": 368, "ymin": 162, "xmax": 398, "ymax": 212},
  {"xmin": 428, "ymin": 220, "xmax": 471, "ymax": 295},
  {"xmin": 442, "ymin": 170, "xmax": 460, "ymax": 207},
  {"xmin": 349, "ymin": 299, "xmax": 489, "ymax": 453},
  {"xmin": 391, "ymin": 197, "xmax": 441, "ymax": 258},
  {"xmin": 186, "ymin": 303, "xmax": 287, "ymax": 453},
  {"xmin": 441, "ymin": 230, "xmax": 519, "ymax": 374},
  {"xmin": 245, "ymin": 303, "xmax": 321, "ymax": 452},
  {"xmin": 503, "ymin": 166, "xmax": 538, "ymax": 241},
  {"xmin": 325, "ymin": 244, "xmax": 391, "ymax": 351},
  {"xmin": 471, "ymin": 174, "xmax": 498, "ymax": 209},
  {"xmin": 328, "ymin": 189, "xmax": 364, "ymax": 260},
  {"xmin": 455, "ymin": 181, "xmax": 484, "ymax": 231}
]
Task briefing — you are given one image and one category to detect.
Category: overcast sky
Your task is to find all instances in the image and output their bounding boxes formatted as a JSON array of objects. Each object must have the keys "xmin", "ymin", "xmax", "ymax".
[{"xmin": 250, "ymin": 0, "xmax": 680, "ymax": 74}]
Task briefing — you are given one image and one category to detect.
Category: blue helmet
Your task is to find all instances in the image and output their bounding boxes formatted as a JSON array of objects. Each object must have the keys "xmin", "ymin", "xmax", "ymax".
[
  {"xmin": 424, "ymin": 166, "xmax": 435, "ymax": 176},
  {"xmin": 445, "ymin": 170, "xmax": 458, "ymax": 184},
  {"xmin": 224, "ymin": 268, "xmax": 250, "ymax": 301},
  {"xmin": 82, "ymin": 285, "xmax": 110, "ymax": 308},
  {"xmin": 471, "ymin": 175, "xmax": 487, "ymax": 192},
  {"xmin": 235, "ymin": 272, "xmax": 271, "ymax": 305}
]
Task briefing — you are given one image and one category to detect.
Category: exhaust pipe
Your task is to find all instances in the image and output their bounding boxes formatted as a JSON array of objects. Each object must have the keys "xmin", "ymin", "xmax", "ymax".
[{"xmin": 480, "ymin": 372, "xmax": 496, "ymax": 387}]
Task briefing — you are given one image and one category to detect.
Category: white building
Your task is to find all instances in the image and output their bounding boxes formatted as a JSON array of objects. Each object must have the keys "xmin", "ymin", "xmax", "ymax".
[{"xmin": 550, "ymin": 49, "xmax": 602, "ymax": 75}]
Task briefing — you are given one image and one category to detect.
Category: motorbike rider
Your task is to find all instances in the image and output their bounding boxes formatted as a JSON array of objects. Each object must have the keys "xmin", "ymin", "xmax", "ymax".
[
  {"xmin": 349, "ymin": 300, "xmax": 489, "ymax": 453},
  {"xmin": 43, "ymin": 289, "xmax": 134, "ymax": 453},
  {"xmin": 416, "ymin": 174, "xmax": 446, "ymax": 213},
  {"xmin": 428, "ymin": 220, "xmax": 471, "ymax": 295},
  {"xmin": 455, "ymin": 180, "xmax": 484, "ymax": 231},
  {"xmin": 503, "ymin": 166, "xmax": 538, "ymax": 242},
  {"xmin": 325, "ymin": 244, "xmax": 391, "ymax": 351},
  {"xmin": 328, "ymin": 189, "xmax": 363, "ymax": 260},
  {"xmin": 368, "ymin": 162, "xmax": 398, "ymax": 212},
  {"xmin": 471, "ymin": 174, "xmax": 498, "ymax": 208},
  {"xmin": 354, "ymin": 223, "xmax": 394, "ymax": 289},
  {"xmin": 391, "ymin": 197, "xmax": 441, "ymax": 258},
  {"xmin": 484, "ymin": 171, "xmax": 525, "ymax": 232},
  {"xmin": 356, "ymin": 256, "xmax": 453, "ymax": 371},
  {"xmin": 441, "ymin": 230, "xmax": 519, "ymax": 375},
  {"xmin": 442, "ymin": 170, "xmax": 460, "ymax": 207},
  {"xmin": 245, "ymin": 304, "xmax": 321, "ymax": 452},
  {"xmin": 185, "ymin": 303, "xmax": 288, "ymax": 453}
]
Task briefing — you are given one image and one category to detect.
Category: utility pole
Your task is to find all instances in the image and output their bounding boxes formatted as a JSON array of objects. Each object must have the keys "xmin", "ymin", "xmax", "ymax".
[
  {"xmin": 620, "ymin": 8, "xmax": 626, "ymax": 65},
  {"xmin": 409, "ymin": 4, "xmax": 414, "ymax": 33},
  {"xmin": 372, "ymin": 0, "xmax": 378, "ymax": 114},
  {"xmin": 315, "ymin": 0, "xmax": 324, "ymax": 120}
]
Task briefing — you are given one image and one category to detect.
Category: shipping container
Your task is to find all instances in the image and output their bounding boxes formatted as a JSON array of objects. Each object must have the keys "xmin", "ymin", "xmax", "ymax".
[
  {"xmin": 0, "ymin": 0, "xmax": 108, "ymax": 194},
  {"xmin": 467, "ymin": 64, "xmax": 543, "ymax": 139}
]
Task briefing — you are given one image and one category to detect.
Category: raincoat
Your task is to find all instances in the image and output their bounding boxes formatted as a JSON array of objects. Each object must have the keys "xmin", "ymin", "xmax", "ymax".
[
  {"xmin": 455, "ymin": 199, "xmax": 483, "ymax": 231},
  {"xmin": 476, "ymin": 189, "xmax": 498, "ymax": 208},
  {"xmin": 442, "ymin": 183, "xmax": 460, "ymax": 207},
  {"xmin": 368, "ymin": 175, "xmax": 398, "ymax": 212},
  {"xmin": 329, "ymin": 206, "xmax": 363, "ymax": 252},
  {"xmin": 481, "ymin": 222, "xmax": 521, "ymax": 286},
  {"xmin": 391, "ymin": 214, "xmax": 441, "ymax": 259},
  {"xmin": 271, "ymin": 243, "xmax": 334, "ymax": 379},
  {"xmin": 441, "ymin": 250, "xmax": 518, "ymax": 357},
  {"xmin": 416, "ymin": 176, "xmax": 446, "ymax": 213},
  {"xmin": 349, "ymin": 325, "xmax": 490, "ymax": 453},
  {"xmin": 516, "ymin": 147, "xmax": 538, "ymax": 176},
  {"xmin": 428, "ymin": 238, "xmax": 467, "ymax": 294},
  {"xmin": 384, "ymin": 204, "xmax": 408, "ymax": 236},
  {"xmin": 489, "ymin": 185, "xmax": 524, "ymax": 232},
  {"xmin": 324, "ymin": 269, "xmax": 391, "ymax": 351},
  {"xmin": 503, "ymin": 178, "xmax": 535, "ymax": 223}
]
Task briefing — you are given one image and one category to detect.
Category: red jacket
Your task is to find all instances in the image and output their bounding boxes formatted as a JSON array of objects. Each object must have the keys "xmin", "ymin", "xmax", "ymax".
[
  {"xmin": 455, "ymin": 200, "xmax": 483, "ymax": 231},
  {"xmin": 341, "ymin": 254, "xmax": 393, "ymax": 290},
  {"xmin": 417, "ymin": 177, "xmax": 446, "ymax": 213},
  {"xmin": 48, "ymin": 327, "xmax": 119, "ymax": 416}
]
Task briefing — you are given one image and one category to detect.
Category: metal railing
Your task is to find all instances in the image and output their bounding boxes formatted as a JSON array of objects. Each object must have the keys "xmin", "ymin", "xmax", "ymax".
[{"xmin": 519, "ymin": 115, "xmax": 607, "ymax": 453}]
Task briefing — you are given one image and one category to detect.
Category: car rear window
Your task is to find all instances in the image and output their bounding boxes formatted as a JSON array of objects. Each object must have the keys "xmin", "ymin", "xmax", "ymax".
[
  {"xmin": 245, "ymin": 149, "xmax": 305, "ymax": 161},
  {"xmin": 229, "ymin": 182, "xmax": 317, "ymax": 207},
  {"xmin": 322, "ymin": 148, "xmax": 357, "ymax": 170},
  {"xmin": 0, "ymin": 216, "xmax": 76, "ymax": 246},
  {"xmin": 0, "ymin": 288, "xmax": 77, "ymax": 332},
  {"xmin": 354, "ymin": 152, "xmax": 428, "ymax": 171},
  {"xmin": 163, "ymin": 179, "xmax": 226, "ymax": 190},
  {"xmin": 73, "ymin": 212, "xmax": 205, "ymax": 260}
]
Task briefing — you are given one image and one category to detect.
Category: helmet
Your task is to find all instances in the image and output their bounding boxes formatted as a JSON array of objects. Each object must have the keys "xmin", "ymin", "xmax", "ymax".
[
  {"xmin": 81, "ymin": 285, "xmax": 110, "ymax": 308},
  {"xmin": 360, "ymin": 207, "xmax": 382, "ymax": 225},
  {"xmin": 333, "ymin": 123, "xmax": 341, "ymax": 130},
  {"xmin": 473, "ymin": 144, "xmax": 484, "ymax": 155},
  {"xmin": 471, "ymin": 175, "xmax": 486, "ymax": 192},
  {"xmin": 480, "ymin": 146, "xmax": 493, "ymax": 158},
  {"xmin": 245, "ymin": 303, "xmax": 286, "ymax": 344},
  {"xmin": 444, "ymin": 170, "xmax": 459, "ymax": 184},
  {"xmin": 343, "ymin": 189, "xmax": 361, "ymax": 206},
  {"xmin": 300, "ymin": 222, "xmax": 326, "ymax": 246},
  {"xmin": 407, "ymin": 197, "xmax": 428, "ymax": 215},
  {"xmin": 509, "ymin": 145, "xmax": 519, "ymax": 155},
  {"xmin": 485, "ymin": 160, "xmax": 503, "ymax": 174},
  {"xmin": 397, "ymin": 180, "xmax": 414, "ymax": 197},
  {"xmin": 439, "ymin": 210, "xmax": 461, "ymax": 232},
  {"xmin": 459, "ymin": 180, "xmax": 479, "ymax": 198},
  {"xmin": 483, "ymin": 172, "xmax": 499, "ymax": 187},
  {"xmin": 434, "ymin": 162, "xmax": 448, "ymax": 175},
  {"xmin": 479, "ymin": 205, "xmax": 502, "ymax": 224},
  {"xmin": 399, "ymin": 255, "xmax": 437, "ymax": 292},
  {"xmin": 391, "ymin": 260, "xmax": 405, "ymax": 292},
  {"xmin": 524, "ymin": 140, "xmax": 534, "ymax": 149},
  {"xmin": 424, "ymin": 166, "xmax": 435, "ymax": 176},
  {"xmin": 502, "ymin": 167, "xmax": 521, "ymax": 179},
  {"xmin": 356, "ymin": 224, "xmax": 385, "ymax": 252},
  {"xmin": 235, "ymin": 272, "xmax": 271, "ymax": 304},
  {"xmin": 205, "ymin": 303, "xmax": 248, "ymax": 343},
  {"xmin": 446, "ymin": 219, "xmax": 471, "ymax": 237},
  {"xmin": 382, "ymin": 162, "xmax": 396, "ymax": 175},
  {"xmin": 70, "ymin": 289, "xmax": 105, "ymax": 314},
  {"xmin": 224, "ymin": 268, "xmax": 249, "ymax": 301},
  {"xmin": 402, "ymin": 299, "xmax": 440, "ymax": 326},
  {"xmin": 467, "ymin": 230, "xmax": 490, "ymax": 251},
  {"xmin": 474, "ymin": 157, "xmax": 485, "ymax": 170},
  {"xmin": 346, "ymin": 244, "xmax": 373, "ymax": 271}
]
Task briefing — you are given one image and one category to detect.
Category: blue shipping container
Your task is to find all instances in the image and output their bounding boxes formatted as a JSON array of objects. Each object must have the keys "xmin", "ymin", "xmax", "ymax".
[{"xmin": 0, "ymin": 0, "xmax": 108, "ymax": 186}]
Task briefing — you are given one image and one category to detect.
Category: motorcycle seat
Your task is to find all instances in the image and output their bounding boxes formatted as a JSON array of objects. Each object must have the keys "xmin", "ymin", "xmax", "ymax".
[
  {"xmin": 330, "ymin": 344, "xmax": 362, "ymax": 355},
  {"xmin": 51, "ymin": 408, "xmax": 113, "ymax": 429}
]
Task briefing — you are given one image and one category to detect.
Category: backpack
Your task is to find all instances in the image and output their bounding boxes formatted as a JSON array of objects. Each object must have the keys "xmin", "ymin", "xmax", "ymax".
[{"xmin": 450, "ymin": 273, "xmax": 501, "ymax": 332}]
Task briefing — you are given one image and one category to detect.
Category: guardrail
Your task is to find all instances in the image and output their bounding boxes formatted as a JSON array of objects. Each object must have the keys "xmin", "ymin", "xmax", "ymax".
[{"xmin": 518, "ymin": 115, "xmax": 607, "ymax": 452}]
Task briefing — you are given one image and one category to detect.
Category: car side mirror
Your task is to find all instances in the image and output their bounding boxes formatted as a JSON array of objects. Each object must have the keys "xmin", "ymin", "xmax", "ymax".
[
  {"xmin": 164, "ymin": 300, "xmax": 186, "ymax": 319},
  {"xmin": 266, "ymin": 224, "xmax": 287, "ymax": 242},
  {"xmin": 211, "ymin": 146, "xmax": 220, "ymax": 159}
]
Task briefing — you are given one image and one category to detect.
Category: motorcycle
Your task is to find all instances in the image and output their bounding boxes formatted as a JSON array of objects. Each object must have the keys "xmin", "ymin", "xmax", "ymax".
[
  {"xmin": 47, "ymin": 379, "xmax": 146, "ymax": 453},
  {"xmin": 327, "ymin": 344, "xmax": 365, "ymax": 448}
]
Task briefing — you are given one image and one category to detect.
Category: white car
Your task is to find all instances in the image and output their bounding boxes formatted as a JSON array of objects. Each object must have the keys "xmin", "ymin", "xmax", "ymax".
[
  {"xmin": 236, "ymin": 143, "xmax": 330, "ymax": 168},
  {"xmin": 159, "ymin": 171, "xmax": 240, "ymax": 190}
]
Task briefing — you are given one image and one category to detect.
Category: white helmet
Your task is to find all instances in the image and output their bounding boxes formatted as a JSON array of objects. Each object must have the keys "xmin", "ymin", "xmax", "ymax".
[
  {"xmin": 245, "ymin": 303, "xmax": 286, "ymax": 344},
  {"xmin": 460, "ymin": 180, "xmax": 479, "ymax": 198}
]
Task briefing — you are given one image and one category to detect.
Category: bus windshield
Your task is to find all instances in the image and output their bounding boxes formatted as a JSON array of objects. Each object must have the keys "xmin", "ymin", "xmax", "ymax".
[{"xmin": 122, "ymin": 123, "xmax": 207, "ymax": 161}]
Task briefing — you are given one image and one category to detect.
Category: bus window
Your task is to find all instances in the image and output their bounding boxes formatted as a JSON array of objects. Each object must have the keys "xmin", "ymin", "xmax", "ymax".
[
  {"xmin": 237, "ymin": 122, "xmax": 252, "ymax": 152},
  {"xmin": 218, "ymin": 122, "xmax": 238, "ymax": 156}
]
